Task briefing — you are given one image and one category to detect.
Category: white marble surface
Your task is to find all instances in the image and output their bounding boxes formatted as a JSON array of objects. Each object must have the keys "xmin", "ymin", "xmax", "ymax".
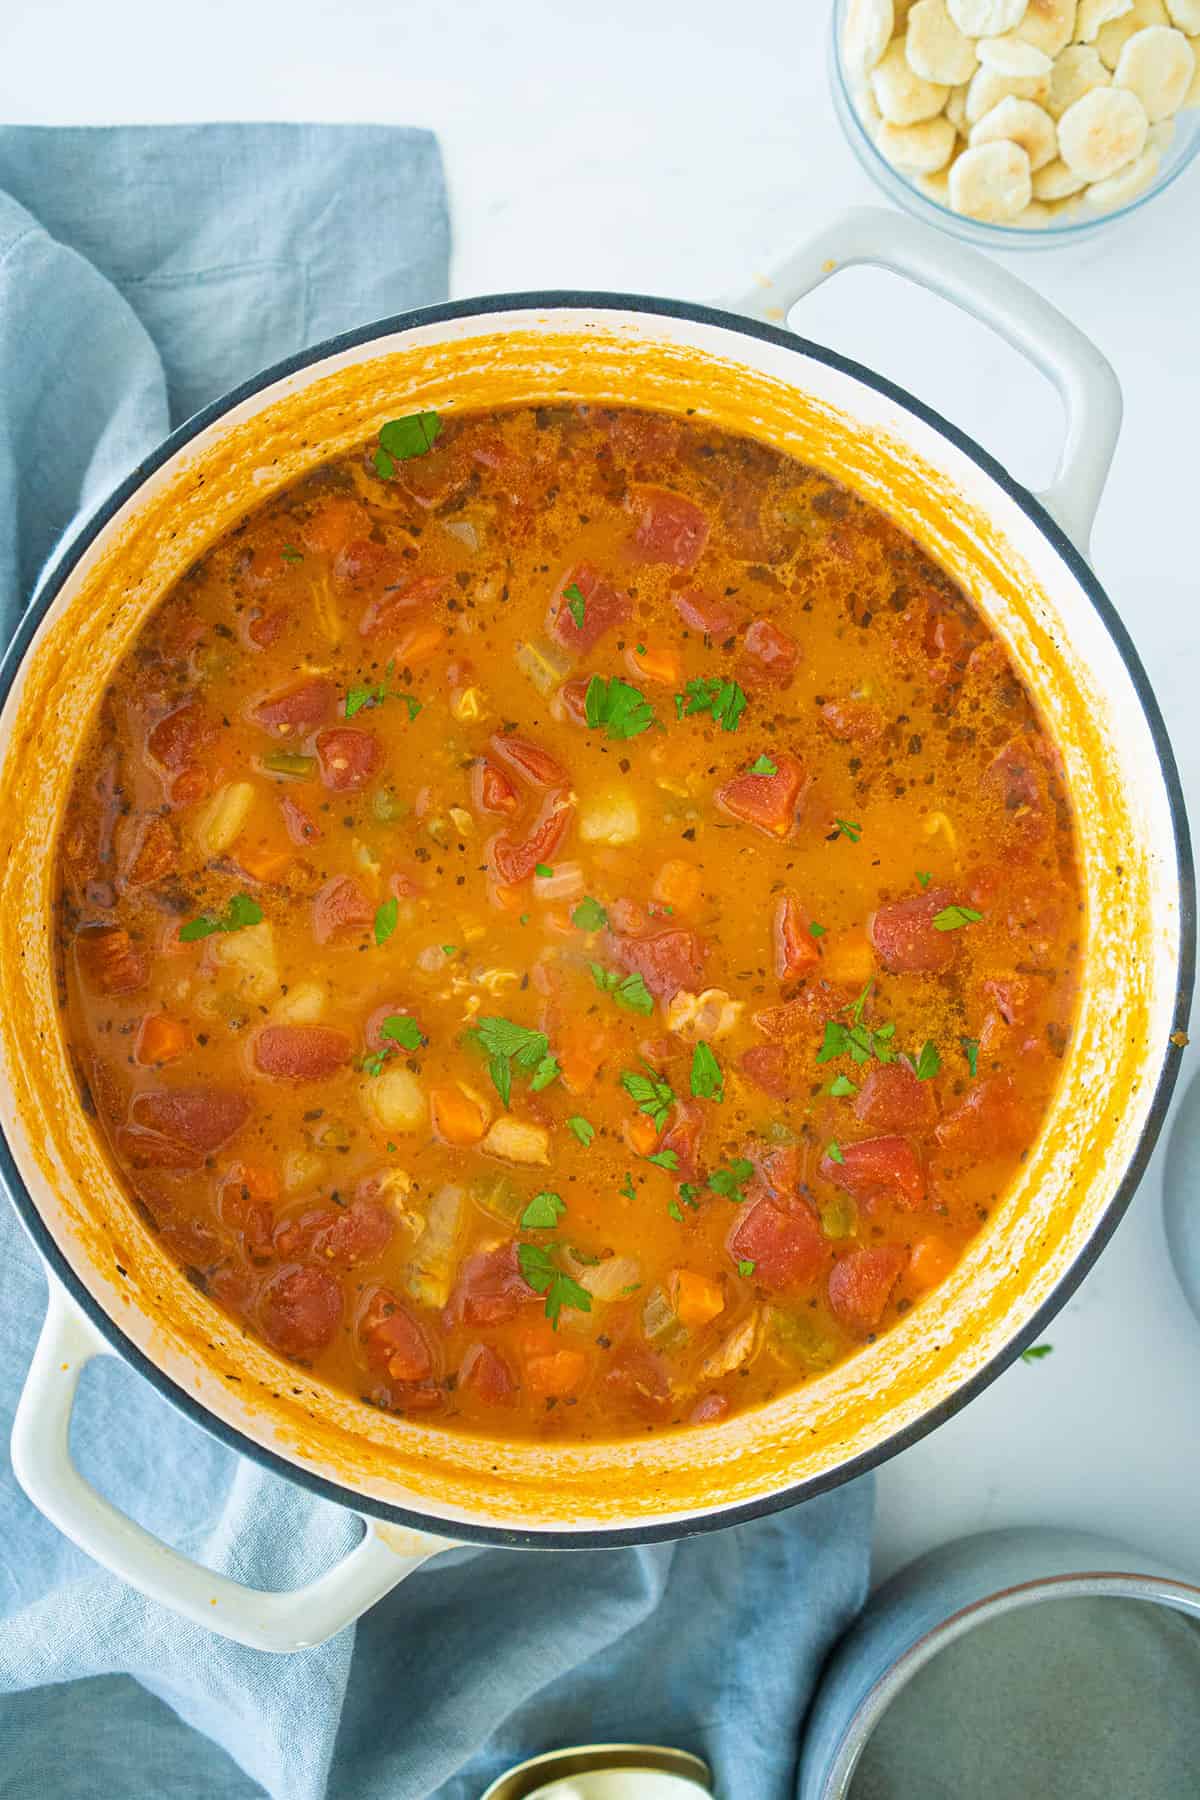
[{"xmin": 5, "ymin": 0, "xmax": 1198, "ymax": 1586}]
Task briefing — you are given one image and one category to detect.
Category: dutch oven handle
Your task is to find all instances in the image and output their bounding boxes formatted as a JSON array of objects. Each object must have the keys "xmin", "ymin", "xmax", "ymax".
[
  {"xmin": 11, "ymin": 1282, "xmax": 456, "ymax": 1653},
  {"xmin": 721, "ymin": 205, "xmax": 1122, "ymax": 557}
]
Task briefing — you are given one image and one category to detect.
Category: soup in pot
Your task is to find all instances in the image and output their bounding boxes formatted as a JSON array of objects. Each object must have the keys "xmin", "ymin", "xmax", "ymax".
[{"xmin": 56, "ymin": 403, "xmax": 1082, "ymax": 1439}]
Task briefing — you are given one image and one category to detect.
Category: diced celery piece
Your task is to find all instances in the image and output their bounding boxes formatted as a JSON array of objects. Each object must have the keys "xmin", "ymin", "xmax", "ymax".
[
  {"xmin": 765, "ymin": 1305, "xmax": 838, "ymax": 1371},
  {"xmin": 262, "ymin": 751, "xmax": 317, "ymax": 778},
  {"xmin": 642, "ymin": 1285, "xmax": 689, "ymax": 1351}
]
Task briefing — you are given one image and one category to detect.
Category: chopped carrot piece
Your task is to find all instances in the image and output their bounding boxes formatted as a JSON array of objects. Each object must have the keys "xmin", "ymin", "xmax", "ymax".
[
  {"xmin": 234, "ymin": 838, "xmax": 293, "ymax": 883},
  {"xmin": 135, "ymin": 1013, "xmax": 192, "ymax": 1066},
  {"xmin": 819, "ymin": 931, "xmax": 874, "ymax": 987},
  {"xmin": 907, "ymin": 1234, "xmax": 957, "ymax": 1293},
  {"xmin": 430, "ymin": 1084, "xmax": 489, "ymax": 1147},
  {"xmin": 669, "ymin": 1268, "xmax": 725, "ymax": 1328},
  {"xmin": 226, "ymin": 1161, "xmax": 280, "ymax": 1203},
  {"xmin": 653, "ymin": 858, "xmax": 702, "ymax": 914},
  {"xmin": 625, "ymin": 641, "xmax": 683, "ymax": 687},
  {"xmin": 625, "ymin": 1114, "xmax": 660, "ymax": 1157},
  {"xmin": 393, "ymin": 623, "xmax": 445, "ymax": 666},
  {"xmin": 525, "ymin": 1348, "xmax": 589, "ymax": 1397},
  {"xmin": 558, "ymin": 1014, "xmax": 610, "ymax": 1095},
  {"xmin": 490, "ymin": 880, "xmax": 526, "ymax": 912},
  {"xmin": 302, "ymin": 497, "xmax": 371, "ymax": 556}
]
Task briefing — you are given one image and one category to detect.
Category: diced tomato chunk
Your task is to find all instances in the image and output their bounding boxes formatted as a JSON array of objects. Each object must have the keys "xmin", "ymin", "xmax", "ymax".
[
  {"xmin": 316, "ymin": 727, "xmax": 383, "ymax": 791},
  {"xmin": 935, "ymin": 1075, "xmax": 1031, "ymax": 1157},
  {"xmin": 753, "ymin": 981, "xmax": 849, "ymax": 1041},
  {"xmin": 739, "ymin": 1044, "xmax": 795, "ymax": 1101},
  {"xmin": 259, "ymin": 1264, "xmax": 343, "ymax": 1358},
  {"xmin": 358, "ymin": 573, "xmax": 447, "ymax": 640},
  {"xmin": 547, "ymin": 562, "xmax": 631, "ymax": 654},
  {"xmin": 630, "ymin": 487, "xmax": 710, "ymax": 569},
  {"xmin": 472, "ymin": 757, "xmax": 519, "ymax": 816},
  {"xmin": 459, "ymin": 1342, "xmax": 517, "ymax": 1405},
  {"xmin": 253, "ymin": 1024, "xmax": 353, "ymax": 1081},
  {"xmin": 819, "ymin": 698, "xmax": 886, "ymax": 745},
  {"xmin": 828, "ymin": 1246, "xmax": 906, "ymax": 1334},
  {"xmin": 278, "ymin": 1199, "xmax": 394, "ymax": 1268},
  {"xmin": 604, "ymin": 926, "xmax": 708, "ymax": 1000},
  {"xmin": 773, "ymin": 893, "xmax": 821, "ymax": 979},
  {"xmin": 982, "ymin": 736, "xmax": 1051, "ymax": 847},
  {"xmin": 671, "ymin": 588, "xmax": 738, "ymax": 638},
  {"xmin": 740, "ymin": 618, "xmax": 800, "ymax": 687},
  {"xmin": 657, "ymin": 1099, "xmax": 705, "ymax": 1181},
  {"xmin": 716, "ymin": 753, "xmax": 806, "ymax": 838},
  {"xmin": 820, "ymin": 1135, "xmax": 925, "ymax": 1210},
  {"xmin": 490, "ymin": 798, "xmax": 574, "ymax": 886},
  {"xmin": 333, "ymin": 537, "xmax": 409, "ymax": 595},
  {"xmin": 253, "ymin": 678, "xmax": 335, "ymax": 733},
  {"xmin": 246, "ymin": 605, "xmax": 290, "ymax": 649},
  {"xmin": 302, "ymin": 497, "xmax": 371, "ymax": 557},
  {"xmin": 147, "ymin": 700, "xmax": 215, "ymax": 771},
  {"xmin": 357, "ymin": 1287, "xmax": 433, "ymax": 1380},
  {"xmin": 123, "ymin": 816, "xmax": 178, "ymax": 888},
  {"xmin": 170, "ymin": 765, "xmax": 211, "ymax": 809},
  {"xmin": 126, "ymin": 1087, "xmax": 250, "ymax": 1168},
  {"xmin": 446, "ymin": 1242, "xmax": 538, "ymax": 1327},
  {"xmin": 689, "ymin": 1392, "xmax": 730, "ymax": 1424},
  {"xmin": 869, "ymin": 887, "xmax": 957, "ymax": 975},
  {"xmin": 603, "ymin": 1348, "xmax": 672, "ymax": 1416},
  {"xmin": 854, "ymin": 1063, "xmax": 938, "ymax": 1135},
  {"xmin": 312, "ymin": 874, "xmax": 375, "ymax": 944},
  {"xmin": 556, "ymin": 676, "xmax": 592, "ymax": 725},
  {"xmin": 488, "ymin": 733, "xmax": 568, "ymax": 790},
  {"xmin": 280, "ymin": 793, "xmax": 322, "ymax": 846},
  {"xmin": 728, "ymin": 1196, "xmax": 827, "ymax": 1291}
]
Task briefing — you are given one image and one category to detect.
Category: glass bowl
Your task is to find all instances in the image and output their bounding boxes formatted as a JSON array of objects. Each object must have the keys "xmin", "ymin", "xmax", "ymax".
[{"xmin": 830, "ymin": 0, "xmax": 1200, "ymax": 249}]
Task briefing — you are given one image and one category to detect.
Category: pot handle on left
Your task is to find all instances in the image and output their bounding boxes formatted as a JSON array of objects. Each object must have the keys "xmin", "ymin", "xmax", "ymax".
[
  {"xmin": 721, "ymin": 205, "xmax": 1122, "ymax": 558},
  {"xmin": 11, "ymin": 1282, "xmax": 456, "ymax": 1653}
]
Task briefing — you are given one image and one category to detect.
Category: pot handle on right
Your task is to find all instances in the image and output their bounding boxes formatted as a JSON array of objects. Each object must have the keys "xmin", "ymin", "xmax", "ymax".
[{"xmin": 721, "ymin": 206, "xmax": 1122, "ymax": 558}]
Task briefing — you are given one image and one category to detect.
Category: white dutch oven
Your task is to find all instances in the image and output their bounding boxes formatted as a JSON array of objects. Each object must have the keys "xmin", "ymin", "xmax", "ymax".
[{"xmin": 0, "ymin": 210, "xmax": 1191, "ymax": 1652}]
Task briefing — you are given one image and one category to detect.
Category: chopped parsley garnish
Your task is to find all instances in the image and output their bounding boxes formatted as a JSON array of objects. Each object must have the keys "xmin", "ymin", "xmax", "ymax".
[
  {"xmin": 690, "ymin": 1041, "xmax": 724, "ymax": 1102},
  {"xmin": 933, "ymin": 904, "xmax": 983, "ymax": 931},
  {"xmin": 590, "ymin": 963, "xmax": 655, "ymax": 1016},
  {"xmin": 441, "ymin": 944, "xmax": 458, "ymax": 958},
  {"xmin": 374, "ymin": 898, "xmax": 399, "ymax": 947},
  {"xmin": 1021, "ymin": 1343, "xmax": 1054, "ymax": 1363},
  {"xmin": 345, "ymin": 682, "xmax": 421, "ymax": 721},
  {"xmin": 468, "ymin": 1015, "xmax": 559, "ymax": 1107},
  {"xmin": 534, "ymin": 863, "xmax": 554, "ymax": 878},
  {"xmin": 566, "ymin": 1115, "xmax": 596, "ymax": 1147},
  {"xmin": 677, "ymin": 674, "xmax": 747, "ymax": 733},
  {"xmin": 361, "ymin": 1013, "xmax": 424, "ymax": 1075},
  {"xmin": 961, "ymin": 1036, "xmax": 980, "ymax": 1079},
  {"xmin": 572, "ymin": 895, "xmax": 609, "ymax": 931},
  {"xmin": 817, "ymin": 1007, "xmax": 896, "ymax": 1069},
  {"xmin": 520, "ymin": 1191, "xmax": 567, "ymax": 1229},
  {"xmin": 833, "ymin": 818, "xmax": 862, "ymax": 843},
  {"xmin": 738, "ymin": 1259, "xmax": 757, "ymax": 1278},
  {"xmin": 668, "ymin": 1199, "xmax": 684, "ymax": 1222},
  {"xmin": 584, "ymin": 674, "xmax": 655, "ymax": 740},
  {"xmin": 707, "ymin": 1157, "xmax": 755, "ymax": 1203},
  {"xmin": 809, "ymin": 921, "xmax": 827, "ymax": 937},
  {"xmin": 517, "ymin": 1242, "xmax": 592, "ymax": 1328},
  {"xmin": 563, "ymin": 581, "xmax": 587, "ymax": 630},
  {"xmin": 619, "ymin": 1170, "xmax": 638, "ymax": 1201},
  {"xmin": 646, "ymin": 1148, "xmax": 680, "ymax": 1170},
  {"xmin": 826, "ymin": 1140, "xmax": 845, "ymax": 1165},
  {"xmin": 621, "ymin": 1064, "xmax": 676, "ymax": 1132},
  {"xmin": 747, "ymin": 753, "xmax": 777, "ymax": 776},
  {"xmin": 280, "ymin": 545, "xmax": 304, "ymax": 562},
  {"xmin": 914, "ymin": 1040, "xmax": 941, "ymax": 1081},
  {"xmin": 179, "ymin": 893, "xmax": 263, "ymax": 943},
  {"xmin": 373, "ymin": 410, "xmax": 442, "ymax": 478},
  {"xmin": 916, "ymin": 870, "xmax": 933, "ymax": 889},
  {"xmin": 828, "ymin": 1073, "xmax": 857, "ymax": 1098}
]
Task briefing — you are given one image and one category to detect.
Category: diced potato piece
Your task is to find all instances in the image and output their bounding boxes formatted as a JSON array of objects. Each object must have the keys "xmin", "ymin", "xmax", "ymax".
[
  {"xmin": 699, "ymin": 1311, "xmax": 761, "ymax": 1380},
  {"xmin": 481, "ymin": 1116, "xmax": 551, "ymax": 1165},
  {"xmin": 922, "ymin": 809, "xmax": 959, "ymax": 853},
  {"xmin": 515, "ymin": 638, "xmax": 569, "ymax": 696},
  {"xmin": 362, "ymin": 1064, "xmax": 427, "ymax": 1134},
  {"xmin": 664, "ymin": 988, "xmax": 744, "ymax": 1040},
  {"xmin": 819, "ymin": 933, "xmax": 875, "ymax": 987},
  {"xmin": 210, "ymin": 920, "xmax": 278, "ymax": 1003},
  {"xmin": 670, "ymin": 1269, "xmax": 726, "ymax": 1329},
  {"xmin": 195, "ymin": 781, "xmax": 256, "ymax": 857},
  {"xmin": 369, "ymin": 1168, "xmax": 424, "ymax": 1238},
  {"xmin": 402, "ymin": 1183, "xmax": 466, "ymax": 1309},
  {"xmin": 653, "ymin": 858, "xmax": 702, "ymax": 912},
  {"xmin": 451, "ymin": 685, "xmax": 487, "ymax": 722},
  {"xmin": 272, "ymin": 980, "xmax": 327, "ymax": 1025},
  {"xmin": 283, "ymin": 1148, "xmax": 326, "ymax": 1193},
  {"xmin": 579, "ymin": 784, "xmax": 640, "ymax": 845}
]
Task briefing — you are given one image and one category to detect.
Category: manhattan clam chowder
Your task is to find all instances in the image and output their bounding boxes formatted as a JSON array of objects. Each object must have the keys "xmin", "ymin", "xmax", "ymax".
[{"xmin": 56, "ymin": 403, "xmax": 1082, "ymax": 1440}]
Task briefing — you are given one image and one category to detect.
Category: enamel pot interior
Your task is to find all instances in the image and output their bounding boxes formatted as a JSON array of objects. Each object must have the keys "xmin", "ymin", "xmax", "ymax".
[{"xmin": 0, "ymin": 298, "xmax": 1190, "ymax": 1545}]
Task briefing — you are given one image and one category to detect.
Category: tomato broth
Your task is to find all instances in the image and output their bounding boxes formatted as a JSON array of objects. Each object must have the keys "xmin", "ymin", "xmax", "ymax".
[{"xmin": 56, "ymin": 403, "xmax": 1082, "ymax": 1440}]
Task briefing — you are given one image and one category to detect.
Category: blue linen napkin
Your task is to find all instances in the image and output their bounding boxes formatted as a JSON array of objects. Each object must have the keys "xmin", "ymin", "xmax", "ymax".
[{"xmin": 0, "ymin": 125, "xmax": 873, "ymax": 1800}]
